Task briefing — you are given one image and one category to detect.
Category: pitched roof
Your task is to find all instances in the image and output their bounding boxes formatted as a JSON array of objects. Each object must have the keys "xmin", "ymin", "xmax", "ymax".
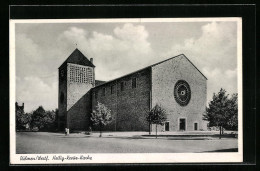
[
  {"xmin": 93, "ymin": 54, "xmax": 207, "ymax": 89},
  {"xmin": 149, "ymin": 54, "xmax": 207, "ymax": 80},
  {"xmin": 59, "ymin": 48, "xmax": 95, "ymax": 69}
]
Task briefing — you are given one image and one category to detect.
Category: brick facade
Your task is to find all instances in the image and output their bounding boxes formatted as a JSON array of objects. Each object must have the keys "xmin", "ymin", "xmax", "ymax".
[
  {"xmin": 151, "ymin": 55, "xmax": 207, "ymax": 131},
  {"xmin": 92, "ymin": 68, "xmax": 151, "ymax": 131},
  {"xmin": 58, "ymin": 49, "xmax": 95, "ymax": 131},
  {"xmin": 58, "ymin": 49, "xmax": 207, "ymax": 132},
  {"xmin": 66, "ymin": 65, "xmax": 94, "ymax": 130}
]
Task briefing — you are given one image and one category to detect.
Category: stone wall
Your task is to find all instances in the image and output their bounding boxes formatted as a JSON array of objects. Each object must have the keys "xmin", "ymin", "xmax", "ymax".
[
  {"xmin": 67, "ymin": 91, "xmax": 92, "ymax": 131},
  {"xmin": 151, "ymin": 55, "xmax": 207, "ymax": 131},
  {"xmin": 66, "ymin": 63, "xmax": 94, "ymax": 131},
  {"xmin": 92, "ymin": 68, "xmax": 151, "ymax": 131}
]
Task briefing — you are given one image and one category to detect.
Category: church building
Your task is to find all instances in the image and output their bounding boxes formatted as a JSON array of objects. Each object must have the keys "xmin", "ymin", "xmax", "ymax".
[{"xmin": 58, "ymin": 48, "xmax": 207, "ymax": 132}]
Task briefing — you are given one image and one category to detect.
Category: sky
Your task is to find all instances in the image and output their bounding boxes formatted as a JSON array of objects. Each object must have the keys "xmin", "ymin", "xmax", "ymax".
[{"xmin": 14, "ymin": 20, "xmax": 238, "ymax": 113}]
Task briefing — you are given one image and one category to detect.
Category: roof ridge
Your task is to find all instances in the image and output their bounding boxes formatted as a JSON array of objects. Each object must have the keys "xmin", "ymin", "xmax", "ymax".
[
  {"xmin": 93, "ymin": 54, "xmax": 184, "ymax": 88},
  {"xmin": 93, "ymin": 54, "xmax": 207, "ymax": 88},
  {"xmin": 58, "ymin": 48, "xmax": 95, "ymax": 69}
]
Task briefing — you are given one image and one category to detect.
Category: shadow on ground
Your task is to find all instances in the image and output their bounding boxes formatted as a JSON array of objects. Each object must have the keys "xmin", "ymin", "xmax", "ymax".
[
  {"xmin": 103, "ymin": 136, "xmax": 213, "ymax": 140},
  {"xmin": 60, "ymin": 136, "xmax": 92, "ymax": 138},
  {"xmin": 203, "ymin": 148, "xmax": 238, "ymax": 152},
  {"xmin": 57, "ymin": 135, "xmax": 220, "ymax": 140},
  {"xmin": 142, "ymin": 134, "xmax": 237, "ymax": 138}
]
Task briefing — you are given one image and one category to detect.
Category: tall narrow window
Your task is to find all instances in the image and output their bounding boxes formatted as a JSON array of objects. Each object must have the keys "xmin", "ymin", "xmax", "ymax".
[
  {"xmin": 120, "ymin": 82, "xmax": 124, "ymax": 91},
  {"xmin": 111, "ymin": 85, "xmax": 115, "ymax": 94},
  {"xmin": 132, "ymin": 78, "xmax": 137, "ymax": 88}
]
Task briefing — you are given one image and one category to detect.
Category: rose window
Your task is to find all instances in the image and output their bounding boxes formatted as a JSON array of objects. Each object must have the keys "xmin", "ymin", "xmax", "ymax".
[{"xmin": 174, "ymin": 80, "xmax": 191, "ymax": 106}]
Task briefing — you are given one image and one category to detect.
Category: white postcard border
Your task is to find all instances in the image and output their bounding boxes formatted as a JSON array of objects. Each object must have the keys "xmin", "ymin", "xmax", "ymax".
[{"xmin": 9, "ymin": 18, "xmax": 243, "ymax": 164}]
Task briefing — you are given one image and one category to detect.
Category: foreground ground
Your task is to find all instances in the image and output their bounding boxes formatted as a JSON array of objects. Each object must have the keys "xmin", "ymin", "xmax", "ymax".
[{"xmin": 16, "ymin": 131, "xmax": 238, "ymax": 154}]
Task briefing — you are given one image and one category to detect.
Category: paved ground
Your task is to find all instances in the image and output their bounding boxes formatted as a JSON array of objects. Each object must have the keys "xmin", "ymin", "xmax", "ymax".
[{"xmin": 16, "ymin": 132, "xmax": 238, "ymax": 154}]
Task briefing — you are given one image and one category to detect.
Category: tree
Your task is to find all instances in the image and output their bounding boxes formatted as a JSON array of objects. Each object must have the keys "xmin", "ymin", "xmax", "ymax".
[
  {"xmin": 31, "ymin": 106, "xmax": 57, "ymax": 131},
  {"xmin": 31, "ymin": 106, "xmax": 46, "ymax": 130},
  {"xmin": 146, "ymin": 104, "xmax": 167, "ymax": 138},
  {"xmin": 42, "ymin": 110, "xmax": 56, "ymax": 131},
  {"xmin": 203, "ymin": 89, "xmax": 238, "ymax": 139},
  {"xmin": 91, "ymin": 102, "xmax": 112, "ymax": 137},
  {"xmin": 16, "ymin": 110, "xmax": 31, "ymax": 131},
  {"xmin": 225, "ymin": 93, "xmax": 238, "ymax": 130}
]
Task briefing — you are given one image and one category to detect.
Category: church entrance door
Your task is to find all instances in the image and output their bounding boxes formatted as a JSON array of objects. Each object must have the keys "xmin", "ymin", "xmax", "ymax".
[
  {"xmin": 194, "ymin": 123, "xmax": 198, "ymax": 130},
  {"xmin": 179, "ymin": 118, "xmax": 186, "ymax": 131},
  {"xmin": 165, "ymin": 122, "xmax": 169, "ymax": 131}
]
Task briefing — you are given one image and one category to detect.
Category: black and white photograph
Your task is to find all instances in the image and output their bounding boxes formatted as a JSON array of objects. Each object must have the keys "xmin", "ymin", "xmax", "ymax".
[{"xmin": 10, "ymin": 18, "xmax": 243, "ymax": 164}]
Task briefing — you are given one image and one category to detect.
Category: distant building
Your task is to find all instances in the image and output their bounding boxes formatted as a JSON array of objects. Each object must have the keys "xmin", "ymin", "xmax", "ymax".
[
  {"xmin": 58, "ymin": 48, "xmax": 207, "ymax": 132},
  {"xmin": 16, "ymin": 102, "xmax": 30, "ymax": 130},
  {"xmin": 15, "ymin": 102, "xmax": 24, "ymax": 115}
]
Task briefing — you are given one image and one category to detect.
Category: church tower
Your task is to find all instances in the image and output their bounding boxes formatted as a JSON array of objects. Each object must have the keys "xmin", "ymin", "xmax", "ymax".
[{"xmin": 58, "ymin": 48, "xmax": 95, "ymax": 131}]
